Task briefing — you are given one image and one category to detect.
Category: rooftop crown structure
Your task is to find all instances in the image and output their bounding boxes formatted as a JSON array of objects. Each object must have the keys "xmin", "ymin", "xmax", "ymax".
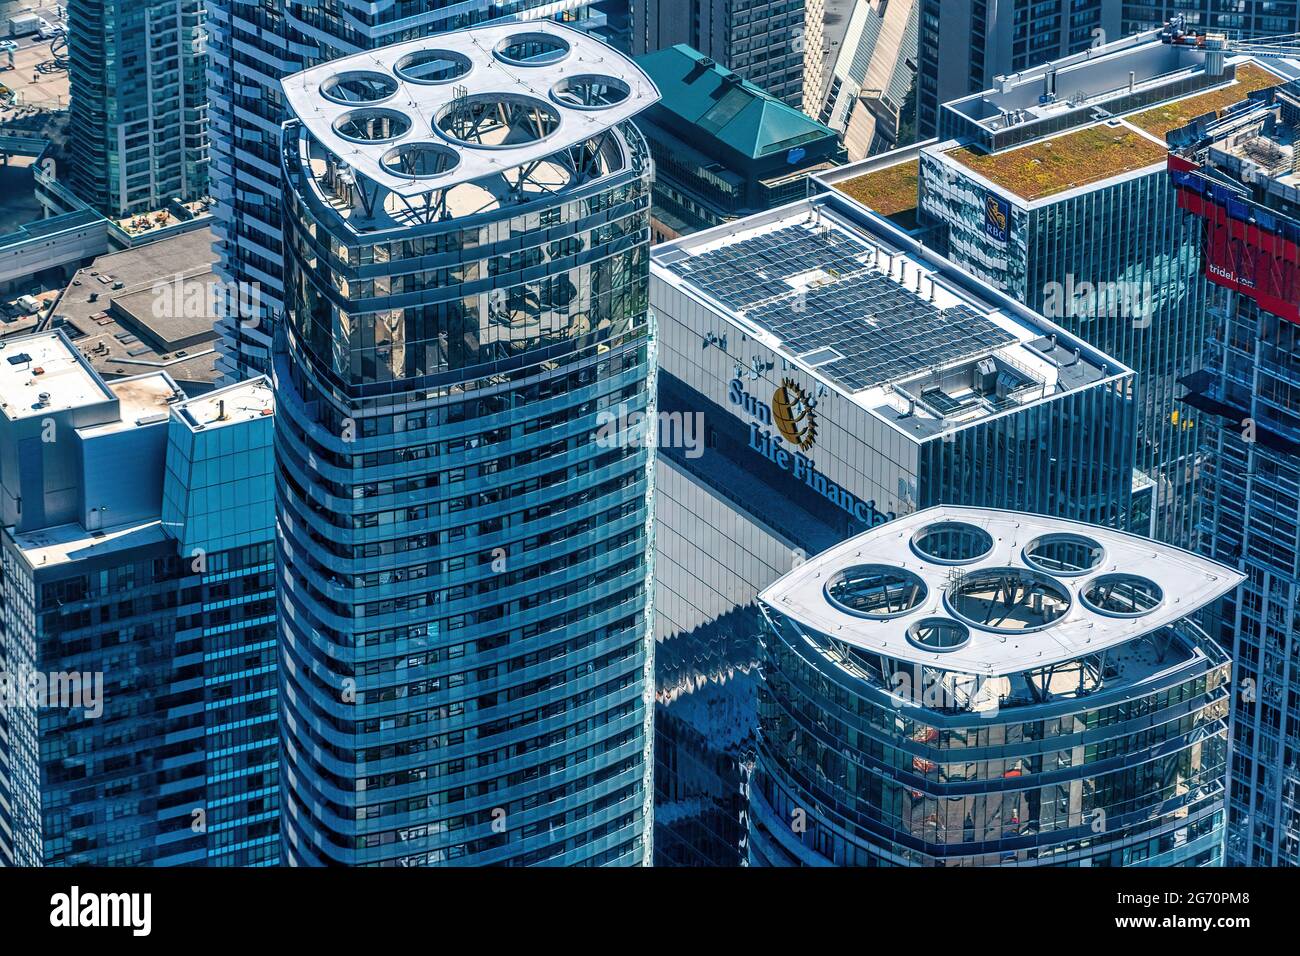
[
  {"xmin": 750, "ymin": 506, "xmax": 1241, "ymax": 867},
  {"xmin": 280, "ymin": 23, "xmax": 659, "ymax": 229}
]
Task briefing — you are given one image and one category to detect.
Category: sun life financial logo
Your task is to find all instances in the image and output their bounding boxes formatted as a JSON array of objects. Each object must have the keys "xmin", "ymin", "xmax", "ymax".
[
  {"xmin": 729, "ymin": 377, "xmax": 891, "ymax": 527},
  {"xmin": 772, "ymin": 377, "xmax": 817, "ymax": 450}
]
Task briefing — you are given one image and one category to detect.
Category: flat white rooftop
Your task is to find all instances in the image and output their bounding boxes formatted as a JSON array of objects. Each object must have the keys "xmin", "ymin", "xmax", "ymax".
[
  {"xmin": 652, "ymin": 196, "xmax": 1129, "ymax": 439},
  {"xmin": 10, "ymin": 519, "xmax": 169, "ymax": 570},
  {"xmin": 281, "ymin": 21, "xmax": 659, "ymax": 198},
  {"xmin": 175, "ymin": 376, "xmax": 274, "ymax": 431},
  {"xmin": 0, "ymin": 331, "xmax": 115, "ymax": 422},
  {"xmin": 760, "ymin": 506, "xmax": 1243, "ymax": 676}
]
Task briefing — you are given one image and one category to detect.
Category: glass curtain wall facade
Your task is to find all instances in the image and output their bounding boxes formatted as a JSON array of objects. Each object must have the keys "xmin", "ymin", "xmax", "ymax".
[
  {"xmin": 205, "ymin": 0, "xmax": 599, "ymax": 380},
  {"xmin": 1121, "ymin": 1, "xmax": 1300, "ymax": 35},
  {"xmin": 274, "ymin": 26, "xmax": 657, "ymax": 866},
  {"xmin": 648, "ymin": 194, "xmax": 1138, "ymax": 865},
  {"xmin": 919, "ymin": 160, "xmax": 1207, "ymax": 543},
  {"xmin": 0, "ymin": 349, "xmax": 278, "ymax": 866},
  {"xmin": 67, "ymin": 0, "xmax": 209, "ymax": 217},
  {"xmin": 912, "ymin": 42, "xmax": 1275, "ymax": 545},
  {"xmin": 1170, "ymin": 107, "xmax": 1300, "ymax": 865},
  {"xmin": 750, "ymin": 508, "xmax": 1237, "ymax": 867}
]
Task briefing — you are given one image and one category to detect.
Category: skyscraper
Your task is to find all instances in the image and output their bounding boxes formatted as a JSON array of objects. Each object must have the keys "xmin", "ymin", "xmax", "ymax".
[
  {"xmin": 649, "ymin": 189, "xmax": 1138, "ymax": 864},
  {"xmin": 751, "ymin": 506, "xmax": 1239, "ymax": 866},
  {"xmin": 895, "ymin": 29, "xmax": 1283, "ymax": 544},
  {"xmin": 631, "ymin": 0, "xmax": 810, "ymax": 108},
  {"xmin": 1170, "ymin": 87, "xmax": 1300, "ymax": 866},
  {"xmin": 67, "ymin": 0, "xmax": 209, "ymax": 217},
  {"xmin": 916, "ymin": 0, "xmax": 1121, "ymax": 139},
  {"xmin": 0, "ymin": 331, "xmax": 277, "ymax": 865},
  {"xmin": 205, "ymin": 1, "xmax": 606, "ymax": 381},
  {"xmin": 813, "ymin": 0, "xmax": 919, "ymax": 161},
  {"xmin": 275, "ymin": 23, "xmax": 658, "ymax": 866}
]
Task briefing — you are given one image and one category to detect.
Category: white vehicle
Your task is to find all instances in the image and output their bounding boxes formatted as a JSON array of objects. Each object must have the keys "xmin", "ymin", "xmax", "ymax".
[
  {"xmin": 8, "ymin": 13, "xmax": 40, "ymax": 36},
  {"xmin": 37, "ymin": 17, "xmax": 55, "ymax": 38}
]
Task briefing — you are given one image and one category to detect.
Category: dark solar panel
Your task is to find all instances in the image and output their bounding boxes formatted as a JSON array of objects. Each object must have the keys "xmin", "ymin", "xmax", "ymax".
[{"xmin": 667, "ymin": 223, "xmax": 1016, "ymax": 390}]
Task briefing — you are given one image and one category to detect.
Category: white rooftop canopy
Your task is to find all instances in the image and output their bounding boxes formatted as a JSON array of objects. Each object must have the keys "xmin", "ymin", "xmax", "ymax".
[
  {"xmin": 761, "ymin": 506, "xmax": 1243, "ymax": 676},
  {"xmin": 281, "ymin": 22, "xmax": 660, "ymax": 197}
]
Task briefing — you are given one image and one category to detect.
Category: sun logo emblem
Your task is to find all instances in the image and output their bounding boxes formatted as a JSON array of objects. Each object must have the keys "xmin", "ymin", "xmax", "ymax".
[{"xmin": 772, "ymin": 378, "xmax": 817, "ymax": 450}]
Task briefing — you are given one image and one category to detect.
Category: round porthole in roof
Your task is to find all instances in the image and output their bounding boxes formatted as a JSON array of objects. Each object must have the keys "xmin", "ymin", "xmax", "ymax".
[
  {"xmin": 379, "ymin": 142, "xmax": 460, "ymax": 179},
  {"xmin": 320, "ymin": 71, "xmax": 399, "ymax": 105},
  {"xmin": 332, "ymin": 108, "xmax": 411, "ymax": 143},
  {"xmin": 1023, "ymin": 533, "xmax": 1105, "ymax": 577},
  {"xmin": 910, "ymin": 521, "xmax": 994, "ymax": 565},
  {"xmin": 393, "ymin": 49, "xmax": 472, "ymax": 85},
  {"xmin": 493, "ymin": 32, "xmax": 571, "ymax": 67},
  {"xmin": 825, "ymin": 565, "xmax": 927, "ymax": 620},
  {"xmin": 435, "ymin": 94, "xmax": 561, "ymax": 149},
  {"xmin": 1081, "ymin": 573, "xmax": 1163, "ymax": 617},
  {"xmin": 906, "ymin": 617, "xmax": 971, "ymax": 652},
  {"xmin": 551, "ymin": 75, "xmax": 632, "ymax": 110},
  {"xmin": 946, "ymin": 567, "xmax": 1071, "ymax": 634}
]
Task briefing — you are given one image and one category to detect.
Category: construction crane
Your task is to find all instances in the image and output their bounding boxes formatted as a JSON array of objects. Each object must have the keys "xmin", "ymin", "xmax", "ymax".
[{"xmin": 1160, "ymin": 14, "xmax": 1300, "ymax": 75}]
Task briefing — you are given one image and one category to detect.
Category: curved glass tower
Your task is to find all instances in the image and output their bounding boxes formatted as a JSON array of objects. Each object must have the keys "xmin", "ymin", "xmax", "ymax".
[
  {"xmin": 275, "ymin": 23, "xmax": 658, "ymax": 865},
  {"xmin": 750, "ymin": 507, "xmax": 1240, "ymax": 867}
]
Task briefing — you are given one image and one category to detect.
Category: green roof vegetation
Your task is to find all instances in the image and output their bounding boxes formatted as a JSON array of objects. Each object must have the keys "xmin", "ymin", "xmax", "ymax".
[
  {"xmin": 947, "ymin": 125, "xmax": 1167, "ymax": 202},
  {"xmin": 834, "ymin": 158, "xmax": 920, "ymax": 229},
  {"xmin": 1128, "ymin": 62, "xmax": 1284, "ymax": 138}
]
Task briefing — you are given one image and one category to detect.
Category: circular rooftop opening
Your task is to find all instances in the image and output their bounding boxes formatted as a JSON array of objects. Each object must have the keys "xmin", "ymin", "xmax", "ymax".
[
  {"xmin": 1081, "ymin": 573, "xmax": 1163, "ymax": 618},
  {"xmin": 911, "ymin": 521, "xmax": 994, "ymax": 566},
  {"xmin": 394, "ymin": 49, "xmax": 471, "ymax": 85},
  {"xmin": 435, "ymin": 94, "xmax": 560, "ymax": 149},
  {"xmin": 333, "ymin": 108, "xmax": 411, "ymax": 143},
  {"xmin": 1023, "ymin": 533, "xmax": 1105, "ymax": 576},
  {"xmin": 826, "ymin": 565, "xmax": 927, "ymax": 620},
  {"xmin": 906, "ymin": 617, "xmax": 971, "ymax": 653},
  {"xmin": 946, "ymin": 567, "xmax": 1071, "ymax": 633},
  {"xmin": 552, "ymin": 74, "xmax": 631, "ymax": 110},
  {"xmin": 379, "ymin": 142, "xmax": 460, "ymax": 179},
  {"xmin": 320, "ymin": 71, "xmax": 399, "ymax": 105},
  {"xmin": 494, "ymin": 32, "xmax": 571, "ymax": 66}
]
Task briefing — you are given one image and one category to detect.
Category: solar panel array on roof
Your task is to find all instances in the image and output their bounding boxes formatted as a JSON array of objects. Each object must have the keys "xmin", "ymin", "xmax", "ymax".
[
  {"xmin": 666, "ymin": 223, "xmax": 1017, "ymax": 391},
  {"xmin": 669, "ymin": 224, "xmax": 867, "ymax": 308}
]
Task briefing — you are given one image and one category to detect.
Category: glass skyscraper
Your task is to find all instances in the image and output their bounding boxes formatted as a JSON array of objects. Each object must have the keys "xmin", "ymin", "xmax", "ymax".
[
  {"xmin": 274, "ymin": 23, "xmax": 658, "ymax": 865},
  {"xmin": 205, "ymin": 0, "xmax": 603, "ymax": 380},
  {"xmin": 898, "ymin": 31, "xmax": 1289, "ymax": 545},
  {"xmin": 67, "ymin": 0, "xmax": 209, "ymax": 217},
  {"xmin": 751, "ymin": 506, "xmax": 1238, "ymax": 866},
  {"xmin": 0, "ymin": 332, "xmax": 277, "ymax": 866},
  {"xmin": 1171, "ymin": 89, "xmax": 1300, "ymax": 866},
  {"xmin": 648, "ymin": 190, "xmax": 1138, "ymax": 865}
]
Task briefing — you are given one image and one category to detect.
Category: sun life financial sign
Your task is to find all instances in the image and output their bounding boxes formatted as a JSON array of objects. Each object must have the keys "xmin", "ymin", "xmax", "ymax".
[{"xmin": 728, "ymin": 378, "xmax": 893, "ymax": 527}]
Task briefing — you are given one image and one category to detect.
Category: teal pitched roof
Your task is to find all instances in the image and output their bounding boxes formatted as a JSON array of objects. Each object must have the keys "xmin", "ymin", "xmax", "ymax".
[{"xmin": 634, "ymin": 45, "xmax": 836, "ymax": 161}]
